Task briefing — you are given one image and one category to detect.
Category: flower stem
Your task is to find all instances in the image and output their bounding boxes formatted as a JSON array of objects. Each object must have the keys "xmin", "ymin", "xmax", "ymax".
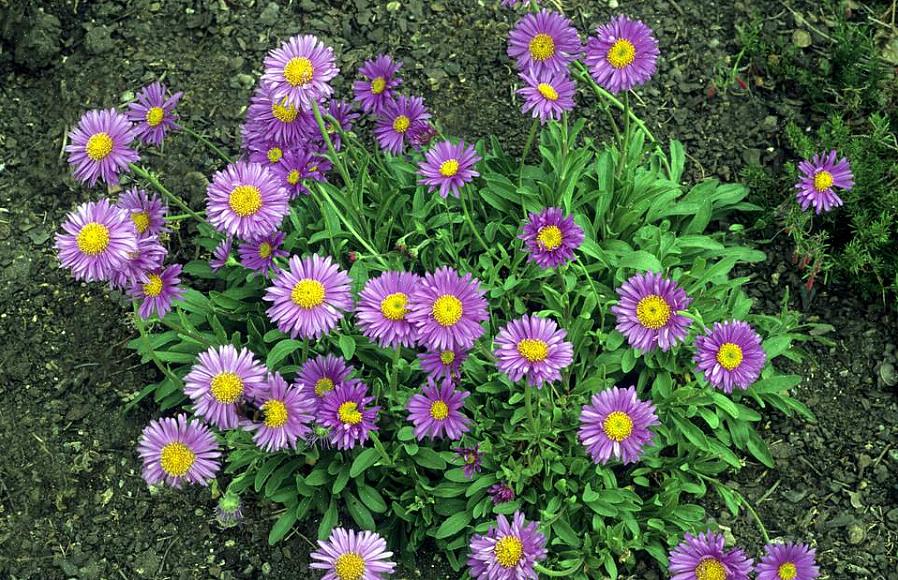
[
  {"xmin": 132, "ymin": 303, "xmax": 183, "ymax": 387},
  {"xmin": 180, "ymin": 125, "xmax": 234, "ymax": 164},
  {"xmin": 518, "ymin": 119, "xmax": 539, "ymax": 216},
  {"xmin": 534, "ymin": 559, "xmax": 584, "ymax": 577},
  {"xmin": 310, "ymin": 100, "xmax": 353, "ymax": 188},
  {"xmin": 129, "ymin": 163, "xmax": 210, "ymax": 227},
  {"xmin": 459, "ymin": 186, "xmax": 491, "ymax": 256},
  {"xmin": 313, "ymin": 183, "xmax": 388, "ymax": 268},
  {"xmin": 157, "ymin": 315, "xmax": 213, "ymax": 348},
  {"xmin": 389, "ymin": 346, "xmax": 401, "ymax": 405}
]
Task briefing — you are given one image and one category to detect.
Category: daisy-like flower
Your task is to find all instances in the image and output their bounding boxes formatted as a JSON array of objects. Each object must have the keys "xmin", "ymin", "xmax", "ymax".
[
  {"xmin": 518, "ymin": 69, "xmax": 576, "ymax": 122},
  {"xmin": 247, "ymin": 139, "xmax": 293, "ymax": 169},
  {"xmin": 243, "ymin": 83, "xmax": 317, "ymax": 146},
  {"xmin": 353, "ymin": 54, "xmax": 402, "ymax": 114},
  {"xmin": 611, "ymin": 271, "xmax": 692, "ymax": 352},
  {"xmin": 210, "ymin": 236, "xmax": 233, "ymax": 271},
  {"xmin": 406, "ymin": 377, "xmax": 470, "ymax": 441},
  {"xmin": 261, "ymin": 34, "xmax": 338, "ymax": 109},
  {"xmin": 519, "ymin": 207, "xmax": 584, "ymax": 269},
  {"xmin": 116, "ymin": 188, "xmax": 168, "ymax": 238},
  {"xmin": 324, "ymin": 99, "xmax": 359, "ymax": 151},
  {"xmin": 578, "ymin": 385, "xmax": 659, "ymax": 464},
  {"xmin": 184, "ymin": 344, "xmax": 268, "ymax": 429},
  {"xmin": 271, "ymin": 147, "xmax": 332, "ymax": 198},
  {"xmin": 494, "ymin": 315, "xmax": 573, "ymax": 387},
  {"xmin": 264, "ymin": 254, "xmax": 353, "ymax": 339},
  {"xmin": 418, "ymin": 348, "xmax": 468, "ymax": 382},
  {"xmin": 694, "ymin": 321, "xmax": 767, "ymax": 393},
  {"xmin": 319, "ymin": 381, "xmax": 379, "ymax": 450},
  {"xmin": 126, "ymin": 82, "xmax": 182, "ymax": 146},
  {"xmin": 407, "ymin": 267, "xmax": 489, "ymax": 352},
  {"xmin": 108, "ymin": 234, "xmax": 167, "ymax": 289},
  {"xmin": 417, "ymin": 139, "xmax": 481, "ymax": 199},
  {"xmin": 757, "ymin": 542, "xmax": 819, "ymax": 580},
  {"xmin": 488, "ymin": 483, "xmax": 515, "ymax": 505},
  {"xmin": 669, "ymin": 531, "xmax": 754, "ymax": 580},
  {"xmin": 215, "ymin": 493, "xmax": 243, "ymax": 528},
  {"xmin": 206, "ymin": 161, "xmax": 289, "ymax": 240},
  {"xmin": 585, "ymin": 15, "xmax": 660, "ymax": 94},
  {"xmin": 375, "ymin": 95, "xmax": 431, "ymax": 155},
  {"xmin": 55, "ymin": 199, "xmax": 138, "ymax": 282},
  {"xmin": 454, "ymin": 445, "xmax": 482, "ymax": 478},
  {"xmin": 238, "ymin": 231, "xmax": 288, "ymax": 275},
  {"xmin": 137, "ymin": 414, "xmax": 221, "ymax": 489},
  {"xmin": 310, "ymin": 527, "xmax": 396, "ymax": 579},
  {"xmin": 467, "ymin": 511, "xmax": 547, "ymax": 580},
  {"xmin": 356, "ymin": 271, "xmax": 420, "ymax": 348},
  {"xmin": 298, "ymin": 353, "xmax": 356, "ymax": 406},
  {"xmin": 408, "ymin": 120, "xmax": 438, "ymax": 150},
  {"xmin": 129, "ymin": 264, "xmax": 185, "ymax": 320},
  {"xmin": 66, "ymin": 109, "xmax": 139, "ymax": 187},
  {"xmin": 795, "ymin": 150, "xmax": 853, "ymax": 214},
  {"xmin": 244, "ymin": 372, "xmax": 316, "ymax": 452},
  {"xmin": 507, "ymin": 10, "xmax": 580, "ymax": 76}
]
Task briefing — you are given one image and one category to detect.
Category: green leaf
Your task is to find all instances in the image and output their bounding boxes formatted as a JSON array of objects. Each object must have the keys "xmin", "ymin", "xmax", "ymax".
[
  {"xmin": 350, "ymin": 448, "xmax": 380, "ymax": 478},
  {"xmin": 356, "ymin": 482, "xmax": 388, "ymax": 513},
  {"xmin": 267, "ymin": 339, "xmax": 303, "ymax": 368},
  {"xmin": 618, "ymin": 250, "xmax": 662, "ymax": 272},
  {"xmin": 434, "ymin": 511, "xmax": 472, "ymax": 539},
  {"xmin": 413, "ymin": 447, "xmax": 447, "ymax": 470},
  {"xmin": 318, "ymin": 500, "xmax": 338, "ymax": 540},
  {"xmin": 268, "ymin": 507, "xmax": 297, "ymax": 545},
  {"xmin": 746, "ymin": 430, "xmax": 775, "ymax": 468},
  {"xmin": 339, "ymin": 334, "xmax": 356, "ymax": 360},
  {"xmin": 345, "ymin": 492, "xmax": 376, "ymax": 530}
]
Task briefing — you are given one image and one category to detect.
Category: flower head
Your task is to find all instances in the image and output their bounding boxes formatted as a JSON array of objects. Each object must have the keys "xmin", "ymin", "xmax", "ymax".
[
  {"xmin": 517, "ymin": 69, "xmax": 576, "ymax": 122},
  {"xmin": 408, "ymin": 120, "xmax": 438, "ymax": 150},
  {"xmin": 795, "ymin": 150, "xmax": 853, "ymax": 214},
  {"xmin": 183, "ymin": 345, "xmax": 268, "ymax": 429},
  {"xmin": 454, "ymin": 445, "xmax": 482, "ymax": 478},
  {"xmin": 55, "ymin": 199, "xmax": 138, "ymax": 282},
  {"xmin": 108, "ymin": 234, "xmax": 168, "ymax": 289},
  {"xmin": 310, "ymin": 527, "xmax": 396, "ymax": 579},
  {"xmin": 611, "ymin": 271, "xmax": 692, "ymax": 352},
  {"xmin": 137, "ymin": 414, "xmax": 220, "ymax": 488},
  {"xmin": 418, "ymin": 140, "xmax": 481, "ymax": 199},
  {"xmin": 298, "ymin": 353, "xmax": 356, "ymax": 406},
  {"xmin": 467, "ymin": 511, "xmax": 547, "ymax": 580},
  {"xmin": 494, "ymin": 315, "xmax": 573, "ymax": 387},
  {"xmin": 757, "ymin": 542, "xmax": 819, "ymax": 580},
  {"xmin": 243, "ymin": 83, "xmax": 317, "ymax": 147},
  {"xmin": 694, "ymin": 321, "xmax": 767, "ymax": 393},
  {"xmin": 375, "ymin": 95, "xmax": 431, "ymax": 155},
  {"xmin": 261, "ymin": 34, "xmax": 338, "ymax": 109},
  {"xmin": 129, "ymin": 263, "xmax": 185, "ymax": 320},
  {"xmin": 319, "ymin": 381, "xmax": 379, "ymax": 450},
  {"xmin": 406, "ymin": 377, "xmax": 470, "ymax": 441},
  {"xmin": 507, "ymin": 10, "xmax": 580, "ymax": 75},
  {"xmin": 519, "ymin": 207, "xmax": 584, "ymax": 269},
  {"xmin": 407, "ymin": 267, "xmax": 489, "ymax": 352},
  {"xmin": 578, "ymin": 385, "xmax": 659, "ymax": 464},
  {"xmin": 353, "ymin": 54, "xmax": 403, "ymax": 114},
  {"xmin": 271, "ymin": 146, "xmax": 331, "ymax": 198},
  {"xmin": 418, "ymin": 347, "xmax": 468, "ymax": 383},
  {"xmin": 126, "ymin": 82, "xmax": 182, "ymax": 145},
  {"xmin": 669, "ymin": 531, "xmax": 754, "ymax": 580},
  {"xmin": 356, "ymin": 271, "xmax": 421, "ymax": 348},
  {"xmin": 243, "ymin": 372, "xmax": 316, "ymax": 452},
  {"xmin": 206, "ymin": 161, "xmax": 289, "ymax": 240},
  {"xmin": 585, "ymin": 16, "xmax": 660, "ymax": 94},
  {"xmin": 210, "ymin": 236, "xmax": 233, "ymax": 271},
  {"xmin": 488, "ymin": 483, "xmax": 516, "ymax": 504},
  {"xmin": 66, "ymin": 109, "xmax": 139, "ymax": 187},
  {"xmin": 238, "ymin": 231, "xmax": 288, "ymax": 276},
  {"xmin": 116, "ymin": 188, "xmax": 168, "ymax": 238}
]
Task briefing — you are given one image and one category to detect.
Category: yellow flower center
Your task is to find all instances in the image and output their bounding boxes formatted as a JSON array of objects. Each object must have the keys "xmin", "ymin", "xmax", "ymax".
[
  {"xmin": 159, "ymin": 442, "xmax": 196, "ymax": 477},
  {"xmin": 607, "ymin": 38, "xmax": 637, "ymax": 69},
  {"xmin": 287, "ymin": 169, "xmax": 301, "ymax": 185},
  {"xmin": 131, "ymin": 211, "xmax": 151, "ymax": 234},
  {"xmin": 635, "ymin": 295, "xmax": 672, "ymax": 330},
  {"xmin": 228, "ymin": 185, "xmax": 263, "ymax": 217},
  {"xmin": 439, "ymin": 350, "xmax": 456, "ymax": 365},
  {"xmin": 494, "ymin": 535, "xmax": 524, "ymax": 569},
  {"xmin": 430, "ymin": 400, "xmax": 449, "ymax": 420},
  {"xmin": 258, "ymin": 242, "xmax": 272, "ymax": 259},
  {"xmin": 716, "ymin": 342, "xmax": 744, "ymax": 371},
  {"xmin": 283, "ymin": 56, "xmax": 314, "ymax": 86},
  {"xmin": 516, "ymin": 338, "xmax": 549, "ymax": 362},
  {"xmin": 145, "ymin": 106, "xmax": 165, "ymax": 127},
  {"xmin": 439, "ymin": 159, "xmax": 460, "ymax": 177},
  {"xmin": 338, "ymin": 401, "xmax": 363, "ymax": 425},
  {"xmin": 370, "ymin": 76, "xmax": 387, "ymax": 95},
  {"xmin": 536, "ymin": 225, "xmax": 563, "ymax": 250},
  {"xmin": 602, "ymin": 411, "xmax": 634, "ymax": 442},
  {"xmin": 431, "ymin": 294, "xmax": 463, "ymax": 327},
  {"xmin": 143, "ymin": 274, "xmax": 164, "ymax": 297},
  {"xmin": 777, "ymin": 562, "xmax": 798, "ymax": 580},
  {"xmin": 76, "ymin": 222, "xmax": 111, "ymax": 256},
  {"xmin": 813, "ymin": 170, "xmax": 834, "ymax": 192},
  {"xmin": 392, "ymin": 114, "xmax": 410, "ymax": 133},
  {"xmin": 271, "ymin": 99, "xmax": 299, "ymax": 123},
  {"xmin": 695, "ymin": 557, "xmax": 727, "ymax": 580},
  {"xmin": 290, "ymin": 278, "xmax": 326, "ymax": 309},
  {"xmin": 379, "ymin": 292, "xmax": 409, "ymax": 321},
  {"xmin": 267, "ymin": 147, "xmax": 283, "ymax": 163},
  {"xmin": 314, "ymin": 378, "xmax": 335, "ymax": 398},
  {"xmin": 210, "ymin": 371, "xmax": 244, "ymax": 404},
  {"xmin": 262, "ymin": 399, "xmax": 289, "ymax": 428},
  {"xmin": 528, "ymin": 33, "xmax": 556, "ymax": 62},
  {"xmin": 333, "ymin": 552, "xmax": 365, "ymax": 580},
  {"xmin": 85, "ymin": 132, "xmax": 114, "ymax": 161},
  {"xmin": 537, "ymin": 82, "xmax": 559, "ymax": 101}
]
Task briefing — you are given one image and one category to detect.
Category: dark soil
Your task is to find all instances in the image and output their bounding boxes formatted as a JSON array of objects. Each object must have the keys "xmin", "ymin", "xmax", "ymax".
[{"xmin": 1, "ymin": 0, "xmax": 895, "ymax": 579}]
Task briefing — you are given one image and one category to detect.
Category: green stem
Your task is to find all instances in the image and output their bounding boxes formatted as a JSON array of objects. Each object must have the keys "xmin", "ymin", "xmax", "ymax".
[
  {"xmin": 310, "ymin": 100, "xmax": 353, "ymax": 188},
  {"xmin": 389, "ymin": 346, "xmax": 401, "ymax": 405},
  {"xmin": 157, "ymin": 316, "xmax": 213, "ymax": 348},
  {"xmin": 313, "ymin": 183, "xmax": 388, "ymax": 268},
  {"xmin": 525, "ymin": 386, "xmax": 536, "ymax": 436},
  {"xmin": 518, "ymin": 119, "xmax": 539, "ymax": 216},
  {"xmin": 460, "ymin": 186, "xmax": 491, "ymax": 256},
  {"xmin": 133, "ymin": 303, "xmax": 183, "ymax": 386},
  {"xmin": 572, "ymin": 61, "xmax": 658, "ymax": 144},
  {"xmin": 697, "ymin": 473, "xmax": 770, "ymax": 543},
  {"xmin": 534, "ymin": 559, "xmax": 584, "ymax": 577},
  {"xmin": 164, "ymin": 212, "xmax": 204, "ymax": 222},
  {"xmin": 575, "ymin": 256, "xmax": 605, "ymax": 330},
  {"xmin": 620, "ymin": 91, "xmax": 631, "ymax": 176},
  {"xmin": 129, "ymin": 164, "xmax": 210, "ymax": 227},
  {"xmin": 180, "ymin": 125, "xmax": 234, "ymax": 163}
]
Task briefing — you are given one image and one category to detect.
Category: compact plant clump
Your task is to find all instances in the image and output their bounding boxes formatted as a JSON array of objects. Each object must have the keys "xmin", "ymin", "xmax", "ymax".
[{"xmin": 56, "ymin": 2, "xmax": 825, "ymax": 578}]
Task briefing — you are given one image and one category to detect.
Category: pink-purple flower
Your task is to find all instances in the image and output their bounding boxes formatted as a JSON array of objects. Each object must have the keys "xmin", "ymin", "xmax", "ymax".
[
  {"xmin": 243, "ymin": 83, "xmax": 316, "ymax": 147},
  {"xmin": 694, "ymin": 320, "xmax": 767, "ymax": 393},
  {"xmin": 585, "ymin": 16, "xmax": 660, "ymax": 94},
  {"xmin": 494, "ymin": 314, "xmax": 573, "ymax": 387},
  {"xmin": 375, "ymin": 95, "xmax": 431, "ymax": 155},
  {"xmin": 298, "ymin": 353, "xmax": 356, "ymax": 407},
  {"xmin": 488, "ymin": 483, "xmax": 516, "ymax": 504},
  {"xmin": 66, "ymin": 109, "xmax": 139, "ymax": 187},
  {"xmin": 407, "ymin": 266, "xmax": 489, "ymax": 352},
  {"xmin": 261, "ymin": 34, "xmax": 338, "ymax": 109},
  {"xmin": 108, "ymin": 234, "xmax": 167, "ymax": 289},
  {"xmin": 271, "ymin": 146, "xmax": 331, "ymax": 198},
  {"xmin": 137, "ymin": 414, "xmax": 221, "ymax": 488},
  {"xmin": 206, "ymin": 160, "xmax": 289, "ymax": 240},
  {"xmin": 756, "ymin": 542, "xmax": 819, "ymax": 580},
  {"xmin": 578, "ymin": 385, "xmax": 659, "ymax": 464},
  {"xmin": 356, "ymin": 271, "xmax": 420, "ymax": 348},
  {"xmin": 319, "ymin": 381, "xmax": 379, "ymax": 450},
  {"xmin": 518, "ymin": 69, "xmax": 576, "ymax": 122},
  {"xmin": 129, "ymin": 263, "xmax": 185, "ymax": 319},
  {"xmin": 126, "ymin": 82, "xmax": 182, "ymax": 145},
  {"xmin": 243, "ymin": 372, "xmax": 316, "ymax": 452},
  {"xmin": 353, "ymin": 54, "xmax": 403, "ymax": 114},
  {"xmin": 467, "ymin": 511, "xmax": 547, "ymax": 580},
  {"xmin": 238, "ymin": 231, "xmax": 287, "ymax": 275},
  {"xmin": 183, "ymin": 344, "xmax": 268, "ymax": 430},
  {"xmin": 669, "ymin": 531, "xmax": 754, "ymax": 580},
  {"xmin": 55, "ymin": 199, "xmax": 138, "ymax": 282},
  {"xmin": 116, "ymin": 188, "xmax": 168, "ymax": 238},
  {"xmin": 519, "ymin": 207, "xmax": 585, "ymax": 269},
  {"xmin": 507, "ymin": 10, "xmax": 580, "ymax": 75},
  {"xmin": 795, "ymin": 150, "xmax": 853, "ymax": 214},
  {"xmin": 455, "ymin": 445, "xmax": 482, "ymax": 478},
  {"xmin": 611, "ymin": 271, "xmax": 692, "ymax": 352},
  {"xmin": 310, "ymin": 527, "xmax": 396, "ymax": 579},
  {"xmin": 417, "ymin": 140, "xmax": 481, "ymax": 199},
  {"xmin": 418, "ymin": 348, "xmax": 468, "ymax": 383},
  {"xmin": 210, "ymin": 236, "xmax": 233, "ymax": 271},
  {"xmin": 406, "ymin": 377, "xmax": 471, "ymax": 441}
]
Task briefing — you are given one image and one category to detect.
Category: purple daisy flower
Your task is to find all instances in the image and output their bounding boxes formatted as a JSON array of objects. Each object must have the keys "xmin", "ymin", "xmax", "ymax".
[
  {"xmin": 324, "ymin": 99, "xmax": 359, "ymax": 151},
  {"xmin": 238, "ymin": 231, "xmax": 288, "ymax": 276},
  {"xmin": 694, "ymin": 320, "xmax": 767, "ymax": 393},
  {"xmin": 467, "ymin": 511, "xmax": 547, "ymax": 580},
  {"xmin": 247, "ymin": 139, "xmax": 292, "ymax": 169},
  {"xmin": 408, "ymin": 120, "xmax": 438, "ymax": 150},
  {"xmin": 210, "ymin": 236, "xmax": 233, "ymax": 272},
  {"xmin": 108, "ymin": 234, "xmax": 168, "ymax": 289},
  {"xmin": 578, "ymin": 385, "xmax": 659, "ymax": 464},
  {"xmin": 243, "ymin": 83, "xmax": 317, "ymax": 146},
  {"xmin": 310, "ymin": 527, "xmax": 396, "ymax": 579},
  {"xmin": 319, "ymin": 381, "xmax": 379, "ymax": 450},
  {"xmin": 611, "ymin": 271, "xmax": 692, "ymax": 352},
  {"xmin": 356, "ymin": 271, "xmax": 421, "ymax": 348},
  {"xmin": 206, "ymin": 160, "xmax": 289, "ymax": 240},
  {"xmin": 488, "ymin": 483, "xmax": 516, "ymax": 505},
  {"xmin": 271, "ymin": 147, "xmax": 331, "ymax": 198},
  {"xmin": 126, "ymin": 82, "xmax": 182, "ymax": 146},
  {"xmin": 795, "ymin": 150, "xmax": 853, "ymax": 214},
  {"xmin": 669, "ymin": 531, "xmax": 754, "ymax": 580},
  {"xmin": 375, "ymin": 95, "xmax": 431, "ymax": 155},
  {"xmin": 353, "ymin": 54, "xmax": 403, "ymax": 114},
  {"xmin": 116, "ymin": 188, "xmax": 168, "ymax": 238},
  {"xmin": 407, "ymin": 267, "xmax": 489, "ymax": 352},
  {"xmin": 417, "ymin": 139, "xmax": 481, "ymax": 199},
  {"xmin": 494, "ymin": 314, "xmax": 573, "ymax": 387},
  {"xmin": 585, "ymin": 16, "xmax": 660, "ymax": 94},
  {"xmin": 507, "ymin": 10, "xmax": 580, "ymax": 76},
  {"xmin": 55, "ymin": 199, "xmax": 138, "ymax": 282},
  {"xmin": 406, "ymin": 377, "xmax": 470, "ymax": 441},
  {"xmin": 129, "ymin": 263, "xmax": 184, "ymax": 320},
  {"xmin": 454, "ymin": 445, "xmax": 482, "ymax": 478},
  {"xmin": 418, "ymin": 348, "xmax": 468, "ymax": 383},
  {"xmin": 757, "ymin": 542, "xmax": 819, "ymax": 580},
  {"xmin": 518, "ymin": 69, "xmax": 576, "ymax": 122},
  {"xmin": 519, "ymin": 207, "xmax": 585, "ymax": 269},
  {"xmin": 66, "ymin": 109, "xmax": 139, "ymax": 187},
  {"xmin": 183, "ymin": 344, "xmax": 268, "ymax": 430},
  {"xmin": 244, "ymin": 372, "xmax": 316, "ymax": 452},
  {"xmin": 261, "ymin": 34, "xmax": 338, "ymax": 110},
  {"xmin": 137, "ymin": 414, "xmax": 221, "ymax": 489},
  {"xmin": 264, "ymin": 254, "xmax": 353, "ymax": 340},
  {"xmin": 298, "ymin": 353, "xmax": 356, "ymax": 406}
]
